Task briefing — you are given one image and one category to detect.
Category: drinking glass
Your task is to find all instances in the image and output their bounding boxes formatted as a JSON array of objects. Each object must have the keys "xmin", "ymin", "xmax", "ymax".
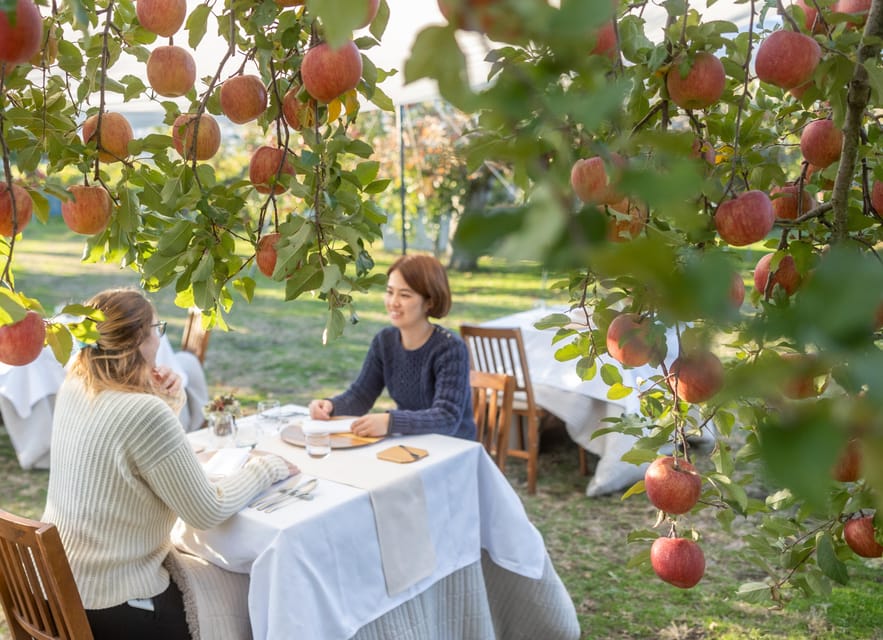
[
  {"xmin": 257, "ymin": 399, "xmax": 281, "ymax": 433},
  {"xmin": 209, "ymin": 412, "xmax": 236, "ymax": 448},
  {"xmin": 305, "ymin": 431, "xmax": 331, "ymax": 459},
  {"xmin": 234, "ymin": 421, "xmax": 260, "ymax": 449}
]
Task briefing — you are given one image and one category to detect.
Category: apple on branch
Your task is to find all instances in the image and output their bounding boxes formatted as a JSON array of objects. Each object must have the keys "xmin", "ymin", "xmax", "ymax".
[
  {"xmin": 136, "ymin": 0, "xmax": 187, "ymax": 37},
  {"xmin": 249, "ymin": 146, "xmax": 296, "ymax": 195},
  {"xmin": 61, "ymin": 185, "xmax": 113, "ymax": 235},
  {"xmin": 172, "ymin": 113, "xmax": 221, "ymax": 161},
  {"xmin": 605, "ymin": 313, "xmax": 662, "ymax": 367},
  {"xmin": 0, "ymin": 0, "xmax": 43, "ymax": 66},
  {"xmin": 843, "ymin": 515, "xmax": 883, "ymax": 558},
  {"xmin": 755, "ymin": 30, "xmax": 821, "ymax": 90},
  {"xmin": 650, "ymin": 537, "xmax": 706, "ymax": 588},
  {"xmin": 81, "ymin": 112, "xmax": 134, "ymax": 163},
  {"xmin": 0, "ymin": 183, "xmax": 34, "ymax": 237},
  {"xmin": 715, "ymin": 190, "xmax": 775, "ymax": 246},
  {"xmin": 0, "ymin": 310, "xmax": 46, "ymax": 366},
  {"xmin": 644, "ymin": 456, "xmax": 702, "ymax": 514},
  {"xmin": 301, "ymin": 40, "xmax": 363, "ymax": 104},
  {"xmin": 282, "ymin": 85, "xmax": 317, "ymax": 131},
  {"xmin": 220, "ymin": 75, "xmax": 268, "ymax": 125},
  {"xmin": 256, "ymin": 233, "xmax": 282, "ymax": 278},
  {"xmin": 770, "ymin": 183, "xmax": 815, "ymax": 220},
  {"xmin": 666, "ymin": 51, "xmax": 726, "ymax": 110},
  {"xmin": 832, "ymin": 439, "xmax": 862, "ymax": 483},
  {"xmin": 668, "ymin": 350, "xmax": 724, "ymax": 403},
  {"xmin": 800, "ymin": 119, "xmax": 843, "ymax": 169},
  {"xmin": 570, "ymin": 154, "xmax": 624, "ymax": 206},
  {"xmin": 147, "ymin": 45, "xmax": 196, "ymax": 98},
  {"xmin": 754, "ymin": 253, "xmax": 802, "ymax": 297},
  {"xmin": 606, "ymin": 198, "xmax": 647, "ymax": 242}
]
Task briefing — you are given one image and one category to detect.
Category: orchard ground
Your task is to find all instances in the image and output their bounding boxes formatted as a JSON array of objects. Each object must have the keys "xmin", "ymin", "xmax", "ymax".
[{"xmin": 1, "ymin": 219, "xmax": 881, "ymax": 639}]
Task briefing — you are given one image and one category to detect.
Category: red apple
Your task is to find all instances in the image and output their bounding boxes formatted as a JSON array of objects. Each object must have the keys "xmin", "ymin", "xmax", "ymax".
[
  {"xmin": 136, "ymin": 0, "xmax": 187, "ymax": 37},
  {"xmin": 249, "ymin": 146, "xmax": 295, "ymax": 195},
  {"xmin": 800, "ymin": 119, "xmax": 843, "ymax": 169},
  {"xmin": 82, "ymin": 112, "xmax": 133, "ymax": 163},
  {"xmin": 301, "ymin": 41, "xmax": 363, "ymax": 104},
  {"xmin": 780, "ymin": 352, "xmax": 826, "ymax": 399},
  {"xmin": 730, "ymin": 272, "xmax": 746, "ymax": 309},
  {"xmin": 0, "ymin": 310, "xmax": 45, "ymax": 366},
  {"xmin": 0, "ymin": 0, "xmax": 42, "ymax": 66},
  {"xmin": 832, "ymin": 439, "xmax": 862, "ymax": 482},
  {"xmin": 61, "ymin": 185, "xmax": 112, "ymax": 235},
  {"xmin": 644, "ymin": 456, "xmax": 702, "ymax": 514},
  {"xmin": 590, "ymin": 21, "xmax": 616, "ymax": 58},
  {"xmin": 605, "ymin": 313, "xmax": 660, "ymax": 367},
  {"xmin": 147, "ymin": 45, "xmax": 196, "ymax": 98},
  {"xmin": 220, "ymin": 75, "xmax": 268, "ymax": 125},
  {"xmin": 282, "ymin": 86, "xmax": 317, "ymax": 130},
  {"xmin": 172, "ymin": 113, "xmax": 221, "ymax": 161},
  {"xmin": 570, "ymin": 154, "xmax": 624, "ymax": 206},
  {"xmin": 0, "ymin": 183, "xmax": 33, "ymax": 237},
  {"xmin": 870, "ymin": 180, "xmax": 883, "ymax": 215},
  {"xmin": 843, "ymin": 515, "xmax": 883, "ymax": 558},
  {"xmin": 834, "ymin": 0, "xmax": 871, "ymax": 27},
  {"xmin": 691, "ymin": 138, "xmax": 716, "ymax": 165},
  {"xmin": 256, "ymin": 233, "xmax": 281, "ymax": 277},
  {"xmin": 669, "ymin": 351, "xmax": 724, "ymax": 403},
  {"xmin": 796, "ymin": 0, "xmax": 824, "ymax": 33},
  {"xmin": 755, "ymin": 30, "xmax": 820, "ymax": 90},
  {"xmin": 666, "ymin": 52, "xmax": 726, "ymax": 110},
  {"xmin": 606, "ymin": 198, "xmax": 647, "ymax": 242},
  {"xmin": 715, "ymin": 190, "xmax": 775, "ymax": 246},
  {"xmin": 754, "ymin": 253, "xmax": 801, "ymax": 297},
  {"xmin": 770, "ymin": 184, "xmax": 815, "ymax": 220},
  {"xmin": 650, "ymin": 537, "xmax": 705, "ymax": 589}
]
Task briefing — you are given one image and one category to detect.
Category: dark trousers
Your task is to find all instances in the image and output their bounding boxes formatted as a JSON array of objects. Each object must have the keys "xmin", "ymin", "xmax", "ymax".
[{"xmin": 86, "ymin": 579, "xmax": 191, "ymax": 640}]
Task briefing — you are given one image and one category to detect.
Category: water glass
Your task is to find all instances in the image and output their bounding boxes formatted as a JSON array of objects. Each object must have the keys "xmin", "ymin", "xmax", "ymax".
[
  {"xmin": 209, "ymin": 412, "xmax": 236, "ymax": 448},
  {"xmin": 305, "ymin": 431, "xmax": 331, "ymax": 459},
  {"xmin": 257, "ymin": 399, "xmax": 281, "ymax": 433},
  {"xmin": 234, "ymin": 421, "xmax": 260, "ymax": 449}
]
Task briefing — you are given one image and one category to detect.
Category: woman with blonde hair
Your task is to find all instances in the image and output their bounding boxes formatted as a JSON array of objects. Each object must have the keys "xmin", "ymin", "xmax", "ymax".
[{"xmin": 43, "ymin": 288, "xmax": 295, "ymax": 639}]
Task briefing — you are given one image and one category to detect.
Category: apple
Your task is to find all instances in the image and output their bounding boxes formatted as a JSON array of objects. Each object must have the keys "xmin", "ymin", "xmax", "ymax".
[
  {"xmin": 730, "ymin": 271, "xmax": 745, "ymax": 309},
  {"xmin": 834, "ymin": 0, "xmax": 871, "ymax": 27},
  {"xmin": 800, "ymin": 119, "xmax": 843, "ymax": 169},
  {"xmin": 770, "ymin": 184, "xmax": 815, "ymax": 220},
  {"xmin": 570, "ymin": 154, "xmax": 624, "ymax": 205},
  {"xmin": 870, "ymin": 180, "xmax": 883, "ymax": 214},
  {"xmin": 754, "ymin": 253, "xmax": 801, "ymax": 297},
  {"xmin": 590, "ymin": 21, "xmax": 616, "ymax": 58},
  {"xmin": 796, "ymin": 0, "xmax": 824, "ymax": 33},
  {"xmin": 691, "ymin": 138, "xmax": 716, "ymax": 165},
  {"xmin": 282, "ymin": 86, "xmax": 316, "ymax": 130},
  {"xmin": 806, "ymin": 163, "xmax": 835, "ymax": 190},
  {"xmin": 832, "ymin": 439, "xmax": 862, "ymax": 483},
  {"xmin": 172, "ymin": 113, "xmax": 221, "ymax": 161},
  {"xmin": 0, "ymin": 310, "xmax": 45, "ymax": 366},
  {"xmin": 0, "ymin": 0, "xmax": 42, "ymax": 66},
  {"xmin": 61, "ymin": 185, "xmax": 112, "ymax": 235},
  {"xmin": 256, "ymin": 233, "xmax": 281, "ymax": 277},
  {"xmin": 755, "ymin": 30, "xmax": 820, "ymax": 90},
  {"xmin": 249, "ymin": 146, "xmax": 295, "ymax": 195},
  {"xmin": 650, "ymin": 537, "xmax": 705, "ymax": 589},
  {"xmin": 146, "ymin": 45, "xmax": 196, "ymax": 98},
  {"xmin": 606, "ymin": 198, "xmax": 647, "ymax": 242},
  {"xmin": 0, "ymin": 183, "xmax": 33, "ymax": 237},
  {"xmin": 669, "ymin": 350, "xmax": 724, "ymax": 403},
  {"xmin": 715, "ymin": 190, "xmax": 775, "ymax": 246},
  {"xmin": 666, "ymin": 52, "xmax": 726, "ymax": 110},
  {"xmin": 136, "ymin": 0, "xmax": 187, "ymax": 37},
  {"xmin": 220, "ymin": 75, "xmax": 268, "ymax": 124},
  {"xmin": 81, "ymin": 112, "xmax": 134, "ymax": 163},
  {"xmin": 644, "ymin": 456, "xmax": 702, "ymax": 514},
  {"xmin": 843, "ymin": 515, "xmax": 883, "ymax": 558},
  {"xmin": 605, "ymin": 313, "xmax": 660, "ymax": 367},
  {"xmin": 301, "ymin": 40, "xmax": 363, "ymax": 104},
  {"xmin": 780, "ymin": 352, "xmax": 826, "ymax": 400}
]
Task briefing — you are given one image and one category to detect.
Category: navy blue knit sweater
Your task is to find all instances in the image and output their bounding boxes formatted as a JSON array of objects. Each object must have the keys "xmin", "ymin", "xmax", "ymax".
[{"xmin": 330, "ymin": 325, "xmax": 476, "ymax": 440}]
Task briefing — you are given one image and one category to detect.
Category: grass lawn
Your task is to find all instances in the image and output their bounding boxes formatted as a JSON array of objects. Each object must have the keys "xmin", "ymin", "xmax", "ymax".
[{"xmin": 1, "ymin": 218, "xmax": 881, "ymax": 639}]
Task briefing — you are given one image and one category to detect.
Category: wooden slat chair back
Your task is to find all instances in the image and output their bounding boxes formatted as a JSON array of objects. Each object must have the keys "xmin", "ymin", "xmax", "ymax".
[
  {"xmin": 460, "ymin": 324, "xmax": 546, "ymax": 493},
  {"xmin": 0, "ymin": 510, "xmax": 93, "ymax": 640},
  {"xmin": 470, "ymin": 370, "xmax": 516, "ymax": 471},
  {"xmin": 180, "ymin": 307, "xmax": 210, "ymax": 364}
]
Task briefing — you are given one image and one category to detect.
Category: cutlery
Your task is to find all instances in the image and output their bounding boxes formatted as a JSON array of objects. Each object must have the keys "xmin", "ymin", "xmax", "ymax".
[
  {"xmin": 255, "ymin": 478, "xmax": 318, "ymax": 512},
  {"xmin": 399, "ymin": 445, "xmax": 422, "ymax": 461},
  {"xmin": 249, "ymin": 477, "xmax": 308, "ymax": 509}
]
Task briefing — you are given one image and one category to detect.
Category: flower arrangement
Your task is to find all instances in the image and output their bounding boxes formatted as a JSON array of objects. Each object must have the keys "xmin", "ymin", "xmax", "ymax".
[{"xmin": 205, "ymin": 392, "xmax": 241, "ymax": 417}]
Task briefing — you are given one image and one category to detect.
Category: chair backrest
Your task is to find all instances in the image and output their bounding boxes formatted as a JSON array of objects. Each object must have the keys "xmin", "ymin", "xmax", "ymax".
[
  {"xmin": 470, "ymin": 370, "xmax": 515, "ymax": 470},
  {"xmin": 180, "ymin": 307, "xmax": 210, "ymax": 364},
  {"xmin": 0, "ymin": 510, "xmax": 93, "ymax": 640},
  {"xmin": 459, "ymin": 324, "xmax": 540, "ymax": 419}
]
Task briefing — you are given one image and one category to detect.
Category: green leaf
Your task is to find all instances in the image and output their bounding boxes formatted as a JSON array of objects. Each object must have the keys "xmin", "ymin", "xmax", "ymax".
[
  {"xmin": 45, "ymin": 323, "xmax": 73, "ymax": 365},
  {"xmin": 606, "ymin": 382, "xmax": 633, "ymax": 400},
  {"xmin": 736, "ymin": 581, "xmax": 772, "ymax": 604},
  {"xmin": 187, "ymin": 3, "xmax": 210, "ymax": 48},
  {"xmin": 404, "ymin": 25, "xmax": 477, "ymax": 110},
  {"xmin": 621, "ymin": 479, "xmax": 645, "ymax": 500},
  {"xmin": 815, "ymin": 532, "xmax": 849, "ymax": 586},
  {"xmin": 354, "ymin": 160, "xmax": 380, "ymax": 186},
  {"xmin": 308, "ymin": 0, "xmax": 362, "ymax": 49},
  {"xmin": 600, "ymin": 363, "xmax": 623, "ymax": 385}
]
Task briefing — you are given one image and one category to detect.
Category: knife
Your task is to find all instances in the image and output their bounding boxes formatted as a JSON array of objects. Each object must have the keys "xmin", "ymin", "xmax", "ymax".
[
  {"xmin": 259, "ymin": 479, "xmax": 319, "ymax": 513},
  {"xmin": 399, "ymin": 445, "xmax": 423, "ymax": 461},
  {"xmin": 249, "ymin": 476, "xmax": 307, "ymax": 509}
]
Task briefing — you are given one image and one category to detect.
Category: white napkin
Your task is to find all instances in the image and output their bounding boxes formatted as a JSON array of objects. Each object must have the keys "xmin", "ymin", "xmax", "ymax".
[
  {"xmin": 202, "ymin": 448, "xmax": 250, "ymax": 478},
  {"xmin": 300, "ymin": 417, "xmax": 357, "ymax": 434}
]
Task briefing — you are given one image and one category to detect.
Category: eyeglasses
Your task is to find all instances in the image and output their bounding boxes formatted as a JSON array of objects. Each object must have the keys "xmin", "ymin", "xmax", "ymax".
[{"xmin": 151, "ymin": 321, "xmax": 167, "ymax": 337}]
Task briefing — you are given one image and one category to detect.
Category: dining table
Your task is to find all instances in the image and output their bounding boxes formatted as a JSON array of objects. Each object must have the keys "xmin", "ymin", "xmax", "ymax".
[
  {"xmin": 172, "ymin": 406, "xmax": 580, "ymax": 640},
  {"xmin": 481, "ymin": 306, "xmax": 708, "ymax": 497}
]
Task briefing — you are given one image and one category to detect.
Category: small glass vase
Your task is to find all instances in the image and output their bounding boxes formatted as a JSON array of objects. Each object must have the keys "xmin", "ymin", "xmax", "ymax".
[{"xmin": 208, "ymin": 411, "xmax": 236, "ymax": 448}]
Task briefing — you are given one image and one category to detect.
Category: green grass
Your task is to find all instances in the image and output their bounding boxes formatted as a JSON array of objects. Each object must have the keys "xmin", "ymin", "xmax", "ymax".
[{"xmin": 2, "ymin": 218, "xmax": 882, "ymax": 639}]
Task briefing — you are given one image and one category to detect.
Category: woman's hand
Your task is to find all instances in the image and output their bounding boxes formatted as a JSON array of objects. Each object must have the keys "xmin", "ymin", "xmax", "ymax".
[
  {"xmin": 152, "ymin": 366, "xmax": 183, "ymax": 397},
  {"xmin": 308, "ymin": 399, "xmax": 333, "ymax": 420},
  {"xmin": 351, "ymin": 413, "xmax": 390, "ymax": 438}
]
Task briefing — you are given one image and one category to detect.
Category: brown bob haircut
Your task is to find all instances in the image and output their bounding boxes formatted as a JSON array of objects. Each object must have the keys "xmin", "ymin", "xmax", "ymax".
[{"xmin": 387, "ymin": 254, "xmax": 452, "ymax": 319}]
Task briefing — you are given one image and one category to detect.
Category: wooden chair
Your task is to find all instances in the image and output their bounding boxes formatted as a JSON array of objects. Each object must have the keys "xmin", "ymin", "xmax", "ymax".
[
  {"xmin": 0, "ymin": 510, "xmax": 93, "ymax": 640},
  {"xmin": 180, "ymin": 307, "xmax": 210, "ymax": 364},
  {"xmin": 470, "ymin": 370, "xmax": 515, "ymax": 471},
  {"xmin": 460, "ymin": 324, "xmax": 546, "ymax": 494}
]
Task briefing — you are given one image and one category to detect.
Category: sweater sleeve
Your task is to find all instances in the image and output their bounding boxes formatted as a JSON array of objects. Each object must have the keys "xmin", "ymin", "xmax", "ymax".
[
  {"xmin": 329, "ymin": 332, "xmax": 387, "ymax": 416},
  {"xmin": 388, "ymin": 337, "xmax": 471, "ymax": 437}
]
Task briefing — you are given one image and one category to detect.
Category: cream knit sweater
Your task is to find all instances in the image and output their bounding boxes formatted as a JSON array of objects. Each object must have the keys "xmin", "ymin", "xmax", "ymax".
[{"xmin": 43, "ymin": 376, "xmax": 289, "ymax": 610}]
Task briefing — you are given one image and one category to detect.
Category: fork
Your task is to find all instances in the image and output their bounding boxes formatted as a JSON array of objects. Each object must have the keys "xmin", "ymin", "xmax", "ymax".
[
  {"xmin": 255, "ymin": 478, "xmax": 318, "ymax": 512},
  {"xmin": 249, "ymin": 477, "xmax": 308, "ymax": 509}
]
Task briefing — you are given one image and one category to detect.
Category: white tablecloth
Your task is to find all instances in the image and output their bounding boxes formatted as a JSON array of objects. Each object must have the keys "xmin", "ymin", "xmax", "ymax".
[
  {"xmin": 172, "ymin": 419, "xmax": 568, "ymax": 640},
  {"xmin": 482, "ymin": 307, "xmax": 682, "ymax": 496}
]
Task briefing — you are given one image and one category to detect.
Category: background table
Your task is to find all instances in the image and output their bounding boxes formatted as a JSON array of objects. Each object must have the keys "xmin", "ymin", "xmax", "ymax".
[
  {"xmin": 173, "ymin": 416, "xmax": 580, "ymax": 640},
  {"xmin": 482, "ymin": 306, "xmax": 691, "ymax": 496}
]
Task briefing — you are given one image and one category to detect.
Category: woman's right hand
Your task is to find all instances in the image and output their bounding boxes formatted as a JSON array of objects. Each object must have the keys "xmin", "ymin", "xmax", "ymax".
[{"xmin": 308, "ymin": 398, "xmax": 333, "ymax": 420}]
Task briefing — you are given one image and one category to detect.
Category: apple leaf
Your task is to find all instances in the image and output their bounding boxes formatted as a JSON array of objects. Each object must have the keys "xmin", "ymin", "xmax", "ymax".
[
  {"xmin": 606, "ymin": 382, "xmax": 633, "ymax": 401},
  {"xmin": 621, "ymin": 479, "xmax": 645, "ymax": 500},
  {"xmin": 815, "ymin": 532, "xmax": 849, "ymax": 586},
  {"xmin": 625, "ymin": 548, "xmax": 651, "ymax": 569},
  {"xmin": 600, "ymin": 363, "xmax": 623, "ymax": 386},
  {"xmin": 187, "ymin": 4, "xmax": 211, "ymax": 49},
  {"xmin": 737, "ymin": 582, "xmax": 773, "ymax": 604}
]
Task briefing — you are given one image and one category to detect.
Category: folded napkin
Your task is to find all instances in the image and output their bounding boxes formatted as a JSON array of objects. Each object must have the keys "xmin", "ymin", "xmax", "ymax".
[
  {"xmin": 300, "ymin": 417, "xmax": 356, "ymax": 435},
  {"xmin": 202, "ymin": 448, "xmax": 250, "ymax": 478}
]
